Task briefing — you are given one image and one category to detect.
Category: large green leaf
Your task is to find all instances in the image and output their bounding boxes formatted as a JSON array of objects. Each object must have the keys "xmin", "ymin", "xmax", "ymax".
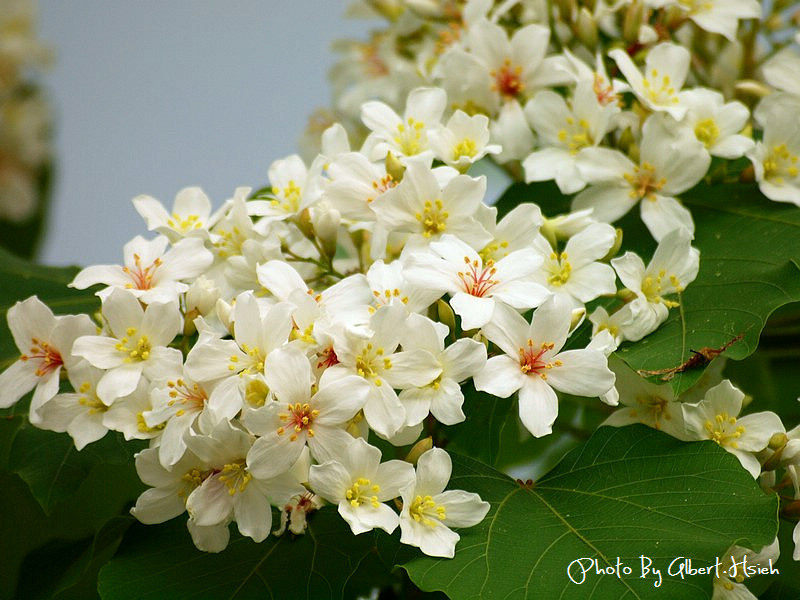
[
  {"xmin": 390, "ymin": 425, "xmax": 777, "ymax": 600},
  {"xmin": 446, "ymin": 383, "xmax": 514, "ymax": 467},
  {"xmin": 97, "ymin": 508, "xmax": 394, "ymax": 600},
  {"xmin": 9, "ymin": 425, "xmax": 143, "ymax": 514}
]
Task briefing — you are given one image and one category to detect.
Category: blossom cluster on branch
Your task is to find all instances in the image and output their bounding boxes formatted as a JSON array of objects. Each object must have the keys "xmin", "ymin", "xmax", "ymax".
[{"xmin": 1, "ymin": 0, "xmax": 799, "ymax": 588}]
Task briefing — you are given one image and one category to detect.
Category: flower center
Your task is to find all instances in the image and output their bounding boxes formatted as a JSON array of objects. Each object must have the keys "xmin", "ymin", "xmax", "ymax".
[
  {"xmin": 218, "ymin": 461, "xmax": 253, "ymax": 496},
  {"xmin": 409, "ymin": 494, "xmax": 447, "ymax": 528},
  {"xmin": 123, "ymin": 253, "xmax": 161, "ymax": 290},
  {"xmin": 277, "ymin": 402, "xmax": 320, "ymax": 441},
  {"xmin": 491, "ymin": 58, "xmax": 524, "ymax": 99},
  {"xmin": 115, "ymin": 328, "xmax": 152, "ymax": 362},
  {"xmin": 641, "ymin": 68, "xmax": 679, "ymax": 105},
  {"xmin": 452, "ymin": 137, "xmax": 477, "ymax": 161},
  {"xmin": 371, "ymin": 287, "xmax": 409, "ymax": 310},
  {"xmin": 640, "ymin": 269, "xmax": 682, "ymax": 306},
  {"xmin": 270, "ymin": 180, "xmax": 302, "ymax": 213},
  {"xmin": 180, "ymin": 467, "xmax": 212, "ymax": 498},
  {"xmin": 415, "ymin": 199, "xmax": 449, "ymax": 237},
  {"xmin": 77, "ymin": 380, "xmax": 108, "ymax": 414},
  {"xmin": 624, "ymin": 162, "xmax": 666, "ymax": 200},
  {"xmin": 167, "ymin": 378, "xmax": 208, "ymax": 416},
  {"xmin": 518, "ymin": 339, "xmax": 560, "ymax": 379},
  {"xmin": 704, "ymin": 412, "xmax": 746, "ymax": 448},
  {"xmin": 367, "ymin": 174, "xmax": 396, "ymax": 203},
  {"xmin": 166, "ymin": 212, "xmax": 202, "ymax": 232},
  {"xmin": 457, "ymin": 256, "xmax": 498, "ymax": 298},
  {"xmin": 694, "ymin": 118, "xmax": 719, "ymax": 148},
  {"xmin": 629, "ymin": 394, "xmax": 672, "ymax": 429},
  {"xmin": 316, "ymin": 344, "xmax": 340, "ymax": 370},
  {"xmin": 212, "ymin": 225, "xmax": 245, "ymax": 258},
  {"xmin": 20, "ymin": 337, "xmax": 63, "ymax": 377},
  {"xmin": 763, "ymin": 143, "xmax": 800, "ymax": 184},
  {"xmin": 228, "ymin": 343, "xmax": 266, "ymax": 375},
  {"xmin": 558, "ymin": 117, "xmax": 593, "ymax": 155},
  {"xmin": 394, "ymin": 117, "xmax": 425, "ymax": 156},
  {"xmin": 355, "ymin": 343, "xmax": 391, "ymax": 386},
  {"xmin": 245, "ymin": 379, "xmax": 269, "ymax": 408},
  {"xmin": 546, "ymin": 251, "xmax": 572, "ymax": 287},
  {"xmin": 136, "ymin": 412, "xmax": 166, "ymax": 433},
  {"xmin": 346, "ymin": 477, "xmax": 381, "ymax": 508},
  {"xmin": 593, "ymin": 73, "xmax": 619, "ymax": 106}
]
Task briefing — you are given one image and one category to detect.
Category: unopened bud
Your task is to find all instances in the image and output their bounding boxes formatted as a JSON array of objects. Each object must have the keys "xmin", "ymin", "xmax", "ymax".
[
  {"xmin": 539, "ymin": 219, "xmax": 558, "ymax": 250},
  {"xmin": 385, "ymin": 151, "xmax": 406, "ymax": 183},
  {"xmin": 436, "ymin": 299, "xmax": 456, "ymax": 335},
  {"xmin": 570, "ymin": 307, "xmax": 586, "ymax": 332},
  {"xmin": 295, "ymin": 207, "xmax": 315, "ymax": 240},
  {"xmin": 741, "ymin": 393, "xmax": 753, "ymax": 408},
  {"xmin": 734, "ymin": 79, "xmax": 773, "ymax": 99},
  {"xmin": 185, "ymin": 275, "xmax": 220, "ymax": 316},
  {"xmin": 183, "ymin": 308, "xmax": 199, "ymax": 336},
  {"xmin": 576, "ymin": 8, "xmax": 599, "ymax": 50},
  {"xmin": 623, "ymin": 1, "xmax": 643, "ymax": 44},
  {"xmin": 601, "ymin": 228, "xmax": 623, "ymax": 262},
  {"xmin": 769, "ymin": 432, "xmax": 789, "ymax": 450},
  {"xmin": 312, "ymin": 204, "xmax": 341, "ymax": 258},
  {"xmin": 617, "ymin": 127, "xmax": 636, "ymax": 155},
  {"xmin": 405, "ymin": 436, "xmax": 433, "ymax": 464},
  {"xmin": 618, "ymin": 288, "xmax": 637, "ymax": 302}
]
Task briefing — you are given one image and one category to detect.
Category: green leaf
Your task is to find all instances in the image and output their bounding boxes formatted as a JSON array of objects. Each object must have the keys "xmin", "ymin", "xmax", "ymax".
[
  {"xmin": 616, "ymin": 184, "xmax": 800, "ymax": 394},
  {"xmin": 394, "ymin": 425, "xmax": 777, "ymax": 600},
  {"xmin": 98, "ymin": 508, "xmax": 394, "ymax": 600},
  {"xmin": 0, "ymin": 245, "xmax": 99, "ymax": 371},
  {"xmin": 8, "ymin": 425, "xmax": 139, "ymax": 514},
  {"xmin": 0, "ymin": 161, "xmax": 52, "ymax": 260},
  {"xmin": 446, "ymin": 383, "xmax": 514, "ymax": 467}
]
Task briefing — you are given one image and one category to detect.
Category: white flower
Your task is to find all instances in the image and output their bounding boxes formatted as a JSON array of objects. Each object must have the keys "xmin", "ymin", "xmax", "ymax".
[
  {"xmin": 184, "ymin": 293, "xmax": 293, "ymax": 420},
  {"xmin": 531, "ymin": 222, "xmax": 618, "ymax": 308},
  {"xmin": 184, "ymin": 421, "xmax": 305, "ymax": 544},
  {"xmin": 478, "ymin": 202, "xmax": 543, "ymax": 263},
  {"xmin": 0, "ymin": 296, "xmax": 94, "ymax": 420},
  {"xmin": 680, "ymin": 88, "xmax": 754, "ymax": 159},
  {"xmin": 245, "ymin": 346, "xmax": 372, "ymax": 478},
  {"xmin": 575, "ymin": 114, "xmax": 709, "ymax": 241},
  {"xmin": 35, "ymin": 362, "xmax": 110, "ymax": 449},
  {"xmin": 747, "ymin": 109, "xmax": 800, "ymax": 206},
  {"xmin": 325, "ymin": 151, "xmax": 398, "ymax": 222},
  {"xmin": 365, "ymin": 259, "xmax": 442, "ymax": 315},
  {"xmin": 361, "ymin": 87, "xmax": 446, "ymax": 161},
  {"xmin": 428, "ymin": 110, "xmax": 500, "ymax": 171},
  {"xmin": 247, "ymin": 154, "xmax": 324, "ymax": 222},
  {"xmin": 398, "ymin": 313, "xmax": 487, "ymax": 426},
  {"xmin": 608, "ymin": 42, "xmax": 691, "ymax": 120},
  {"xmin": 371, "ymin": 160, "xmax": 492, "ymax": 250},
  {"xmin": 474, "ymin": 297, "xmax": 615, "ymax": 437},
  {"xmin": 399, "ymin": 448, "xmax": 489, "ymax": 558},
  {"xmin": 403, "ymin": 233, "xmax": 548, "ymax": 330},
  {"xmin": 132, "ymin": 187, "xmax": 225, "ymax": 242},
  {"xmin": 309, "ymin": 437, "xmax": 415, "ymax": 535},
  {"xmin": 611, "ymin": 228, "xmax": 700, "ymax": 340},
  {"xmin": 676, "ymin": 0, "xmax": 761, "ymax": 42},
  {"xmin": 602, "ymin": 358, "xmax": 688, "ymax": 438},
  {"xmin": 523, "ymin": 80, "xmax": 619, "ymax": 194},
  {"xmin": 71, "ymin": 289, "xmax": 183, "ymax": 404},
  {"xmin": 70, "ymin": 235, "xmax": 213, "ymax": 304},
  {"xmin": 327, "ymin": 305, "xmax": 441, "ymax": 438},
  {"xmin": 682, "ymin": 380, "xmax": 784, "ymax": 477}
]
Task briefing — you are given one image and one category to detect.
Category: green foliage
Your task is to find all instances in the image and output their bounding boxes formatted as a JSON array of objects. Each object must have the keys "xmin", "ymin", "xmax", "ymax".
[
  {"xmin": 0, "ymin": 162, "xmax": 52, "ymax": 260},
  {"xmin": 97, "ymin": 509, "xmax": 393, "ymax": 600},
  {"xmin": 392, "ymin": 426, "xmax": 778, "ymax": 600}
]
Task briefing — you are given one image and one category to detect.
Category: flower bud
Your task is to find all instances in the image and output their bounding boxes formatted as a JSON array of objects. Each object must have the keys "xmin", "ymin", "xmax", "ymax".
[
  {"xmin": 570, "ymin": 307, "xmax": 586, "ymax": 332},
  {"xmin": 734, "ymin": 80, "xmax": 772, "ymax": 99},
  {"xmin": 385, "ymin": 151, "xmax": 406, "ymax": 183},
  {"xmin": 576, "ymin": 8, "xmax": 598, "ymax": 50},
  {"xmin": 436, "ymin": 299, "xmax": 456, "ymax": 335},
  {"xmin": 601, "ymin": 228, "xmax": 623, "ymax": 262},
  {"xmin": 405, "ymin": 436, "xmax": 433, "ymax": 465},
  {"xmin": 769, "ymin": 432, "xmax": 789, "ymax": 450},
  {"xmin": 312, "ymin": 203, "xmax": 341, "ymax": 258},
  {"xmin": 185, "ymin": 275, "xmax": 220, "ymax": 316},
  {"xmin": 623, "ymin": 1, "xmax": 643, "ymax": 45}
]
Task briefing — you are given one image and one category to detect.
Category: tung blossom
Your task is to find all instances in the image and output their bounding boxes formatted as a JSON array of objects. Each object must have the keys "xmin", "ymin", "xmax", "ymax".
[{"xmin": 474, "ymin": 297, "xmax": 615, "ymax": 437}]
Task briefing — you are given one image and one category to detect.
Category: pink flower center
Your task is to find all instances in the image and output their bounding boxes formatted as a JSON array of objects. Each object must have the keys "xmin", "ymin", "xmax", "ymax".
[
  {"xmin": 123, "ymin": 253, "xmax": 162, "ymax": 290},
  {"xmin": 492, "ymin": 58, "xmax": 525, "ymax": 99},
  {"xmin": 457, "ymin": 256, "xmax": 498, "ymax": 298},
  {"xmin": 518, "ymin": 339, "xmax": 561, "ymax": 379},
  {"xmin": 20, "ymin": 337, "xmax": 63, "ymax": 377}
]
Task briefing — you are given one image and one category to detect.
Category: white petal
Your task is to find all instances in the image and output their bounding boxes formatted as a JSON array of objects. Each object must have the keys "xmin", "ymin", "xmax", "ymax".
[{"xmin": 518, "ymin": 376, "xmax": 559, "ymax": 437}]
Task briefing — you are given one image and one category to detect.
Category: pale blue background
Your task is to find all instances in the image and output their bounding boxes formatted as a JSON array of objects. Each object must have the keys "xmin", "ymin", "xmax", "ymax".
[{"xmin": 38, "ymin": 1, "xmax": 368, "ymax": 265}]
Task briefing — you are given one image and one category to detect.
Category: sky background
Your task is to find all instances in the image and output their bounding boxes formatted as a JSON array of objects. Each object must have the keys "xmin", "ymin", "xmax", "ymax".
[{"xmin": 37, "ymin": 1, "xmax": 370, "ymax": 266}]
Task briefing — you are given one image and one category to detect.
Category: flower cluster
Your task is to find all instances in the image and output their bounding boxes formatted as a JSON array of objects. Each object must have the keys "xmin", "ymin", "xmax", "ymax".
[{"xmin": 0, "ymin": 0, "xmax": 52, "ymax": 222}]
